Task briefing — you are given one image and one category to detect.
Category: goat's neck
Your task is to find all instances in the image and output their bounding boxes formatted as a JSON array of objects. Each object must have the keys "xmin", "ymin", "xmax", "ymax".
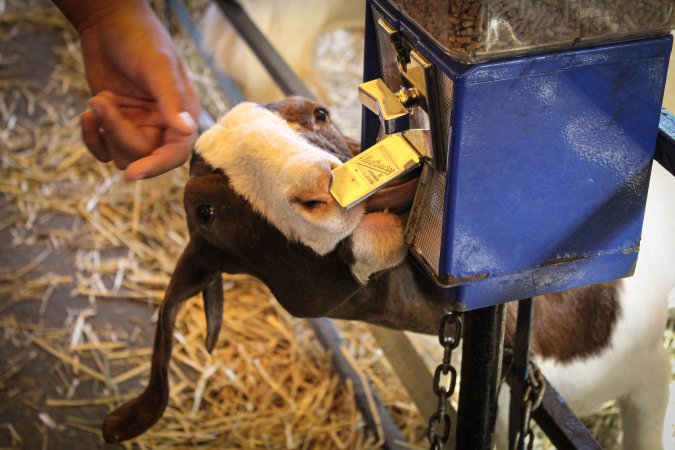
[
  {"xmin": 242, "ymin": 234, "xmax": 364, "ymax": 319},
  {"xmin": 327, "ymin": 261, "xmax": 452, "ymax": 334}
]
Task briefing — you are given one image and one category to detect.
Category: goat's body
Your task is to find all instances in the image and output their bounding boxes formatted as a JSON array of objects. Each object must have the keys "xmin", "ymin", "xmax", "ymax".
[{"xmin": 496, "ymin": 162, "xmax": 675, "ymax": 450}]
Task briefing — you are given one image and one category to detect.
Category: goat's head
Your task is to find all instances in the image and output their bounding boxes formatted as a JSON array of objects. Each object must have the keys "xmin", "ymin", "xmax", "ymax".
[{"xmin": 102, "ymin": 97, "xmax": 417, "ymax": 442}]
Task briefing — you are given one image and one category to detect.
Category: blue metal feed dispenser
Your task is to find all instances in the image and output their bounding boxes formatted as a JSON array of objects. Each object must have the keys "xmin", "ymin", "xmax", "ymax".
[{"xmin": 359, "ymin": 0, "xmax": 675, "ymax": 310}]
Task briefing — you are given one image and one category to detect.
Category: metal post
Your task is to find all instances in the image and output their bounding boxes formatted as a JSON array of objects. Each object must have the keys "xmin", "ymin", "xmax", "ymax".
[
  {"xmin": 455, "ymin": 304, "xmax": 506, "ymax": 450},
  {"xmin": 531, "ymin": 380, "xmax": 601, "ymax": 450},
  {"xmin": 508, "ymin": 298, "xmax": 534, "ymax": 450},
  {"xmin": 168, "ymin": 0, "xmax": 246, "ymax": 104},
  {"xmin": 505, "ymin": 298, "xmax": 601, "ymax": 450},
  {"xmin": 310, "ymin": 318, "xmax": 408, "ymax": 450}
]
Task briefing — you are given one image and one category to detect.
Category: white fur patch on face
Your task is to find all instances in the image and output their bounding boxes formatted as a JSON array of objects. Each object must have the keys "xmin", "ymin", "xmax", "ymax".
[
  {"xmin": 350, "ymin": 212, "xmax": 408, "ymax": 284},
  {"xmin": 195, "ymin": 102, "xmax": 365, "ymax": 255}
]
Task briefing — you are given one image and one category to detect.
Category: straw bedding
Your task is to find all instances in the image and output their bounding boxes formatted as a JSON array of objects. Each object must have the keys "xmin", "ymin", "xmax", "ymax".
[
  {"xmin": 1, "ymin": 1, "xmax": 673, "ymax": 449},
  {"xmin": 0, "ymin": 1, "xmax": 425, "ymax": 448}
]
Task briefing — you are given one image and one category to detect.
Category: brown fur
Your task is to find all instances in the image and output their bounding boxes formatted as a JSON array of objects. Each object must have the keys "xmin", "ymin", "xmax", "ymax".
[
  {"xmin": 505, "ymin": 282, "xmax": 621, "ymax": 362},
  {"xmin": 264, "ymin": 96, "xmax": 360, "ymax": 161}
]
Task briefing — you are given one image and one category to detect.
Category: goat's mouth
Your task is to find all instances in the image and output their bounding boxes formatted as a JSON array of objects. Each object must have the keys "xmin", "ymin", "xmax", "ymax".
[{"xmin": 365, "ymin": 169, "xmax": 420, "ymax": 214}]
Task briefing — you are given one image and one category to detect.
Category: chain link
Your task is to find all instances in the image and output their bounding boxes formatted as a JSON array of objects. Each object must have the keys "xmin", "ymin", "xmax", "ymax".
[
  {"xmin": 512, "ymin": 361, "xmax": 546, "ymax": 450},
  {"xmin": 427, "ymin": 311, "xmax": 462, "ymax": 450}
]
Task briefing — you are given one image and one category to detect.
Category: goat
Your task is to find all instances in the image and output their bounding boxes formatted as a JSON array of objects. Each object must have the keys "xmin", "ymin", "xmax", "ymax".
[
  {"xmin": 201, "ymin": 0, "xmax": 365, "ymax": 102},
  {"xmin": 102, "ymin": 97, "xmax": 675, "ymax": 449}
]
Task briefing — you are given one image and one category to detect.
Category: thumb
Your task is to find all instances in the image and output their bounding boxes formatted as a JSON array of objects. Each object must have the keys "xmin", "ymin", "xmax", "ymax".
[{"xmin": 143, "ymin": 54, "xmax": 197, "ymax": 136}]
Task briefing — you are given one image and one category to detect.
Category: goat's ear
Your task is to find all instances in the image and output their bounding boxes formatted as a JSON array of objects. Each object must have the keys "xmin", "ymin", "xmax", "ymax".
[
  {"xmin": 203, "ymin": 272, "xmax": 224, "ymax": 353},
  {"xmin": 102, "ymin": 240, "xmax": 216, "ymax": 443},
  {"xmin": 189, "ymin": 151, "xmax": 218, "ymax": 178}
]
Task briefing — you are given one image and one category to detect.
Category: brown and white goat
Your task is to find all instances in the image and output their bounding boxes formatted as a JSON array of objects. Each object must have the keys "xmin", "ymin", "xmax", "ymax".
[{"xmin": 102, "ymin": 98, "xmax": 675, "ymax": 449}]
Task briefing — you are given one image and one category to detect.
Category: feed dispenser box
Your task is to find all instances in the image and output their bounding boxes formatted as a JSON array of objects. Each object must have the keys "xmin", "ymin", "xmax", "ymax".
[{"xmin": 343, "ymin": 0, "xmax": 674, "ymax": 310}]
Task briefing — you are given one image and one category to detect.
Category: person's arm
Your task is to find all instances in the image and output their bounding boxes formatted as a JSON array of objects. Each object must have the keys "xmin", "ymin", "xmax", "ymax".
[
  {"xmin": 53, "ymin": 0, "xmax": 125, "ymax": 33},
  {"xmin": 53, "ymin": 0, "xmax": 199, "ymax": 181}
]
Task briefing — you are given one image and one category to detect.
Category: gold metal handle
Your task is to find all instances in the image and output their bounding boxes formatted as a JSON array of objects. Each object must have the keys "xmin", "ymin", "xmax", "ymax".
[
  {"xmin": 359, "ymin": 79, "xmax": 410, "ymax": 134},
  {"xmin": 330, "ymin": 134, "xmax": 422, "ymax": 209}
]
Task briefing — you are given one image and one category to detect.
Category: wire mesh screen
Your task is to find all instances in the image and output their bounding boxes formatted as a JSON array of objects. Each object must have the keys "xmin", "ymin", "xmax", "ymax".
[
  {"xmin": 407, "ymin": 166, "xmax": 446, "ymax": 275},
  {"xmin": 436, "ymin": 68, "xmax": 454, "ymax": 169}
]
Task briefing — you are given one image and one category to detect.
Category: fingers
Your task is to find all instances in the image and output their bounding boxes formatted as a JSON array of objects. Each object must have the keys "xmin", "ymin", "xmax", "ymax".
[
  {"xmin": 80, "ymin": 109, "xmax": 110, "ymax": 162},
  {"xmin": 89, "ymin": 92, "xmax": 151, "ymax": 163},
  {"xmin": 84, "ymin": 90, "xmax": 195, "ymax": 181},
  {"xmin": 142, "ymin": 52, "xmax": 198, "ymax": 136},
  {"xmin": 123, "ymin": 137, "xmax": 193, "ymax": 182},
  {"xmin": 87, "ymin": 92, "xmax": 168, "ymax": 170}
]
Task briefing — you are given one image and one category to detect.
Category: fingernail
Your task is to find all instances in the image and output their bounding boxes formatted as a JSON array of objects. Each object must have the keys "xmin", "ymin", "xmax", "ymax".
[
  {"xmin": 89, "ymin": 100, "xmax": 104, "ymax": 117},
  {"xmin": 125, "ymin": 171, "xmax": 147, "ymax": 182},
  {"xmin": 81, "ymin": 113, "xmax": 95, "ymax": 131},
  {"xmin": 178, "ymin": 111, "xmax": 197, "ymax": 132}
]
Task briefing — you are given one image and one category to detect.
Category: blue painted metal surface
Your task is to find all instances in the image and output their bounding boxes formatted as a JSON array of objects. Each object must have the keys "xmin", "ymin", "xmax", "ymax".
[{"xmin": 366, "ymin": 0, "xmax": 672, "ymax": 309}]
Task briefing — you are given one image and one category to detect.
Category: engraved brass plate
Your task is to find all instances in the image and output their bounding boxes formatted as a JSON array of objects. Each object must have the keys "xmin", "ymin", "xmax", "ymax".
[{"xmin": 330, "ymin": 134, "xmax": 422, "ymax": 209}]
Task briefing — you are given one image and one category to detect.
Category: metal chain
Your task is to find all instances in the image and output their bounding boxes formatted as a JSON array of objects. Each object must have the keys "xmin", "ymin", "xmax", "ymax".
[
  {"xmin": 512, "ymin": 361, "xmax": 546, "ymax": 450},
  {"xmin": 428, "ymin": 311, "xmax": 462, "ymax": 450}
]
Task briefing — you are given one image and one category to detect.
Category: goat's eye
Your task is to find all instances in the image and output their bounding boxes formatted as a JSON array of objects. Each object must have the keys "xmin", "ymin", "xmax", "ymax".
[
  {"xmin": 197, "ymin": 204, "xmax": 214, "ymax": 224},
  {"xmin": 313, "ymin": 107, "xmax": 329, "ymax": 123}
]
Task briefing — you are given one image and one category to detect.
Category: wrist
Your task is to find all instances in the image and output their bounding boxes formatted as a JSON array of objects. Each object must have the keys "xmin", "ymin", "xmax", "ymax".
[{"xmin": 54, "ymin": 0, "xmax": 150, "ymax": 35}]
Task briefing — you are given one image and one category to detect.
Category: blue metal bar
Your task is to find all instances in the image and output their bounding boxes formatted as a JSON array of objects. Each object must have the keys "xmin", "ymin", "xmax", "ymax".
[
  {"xmin": 531, "ymin": 382, "xmax": 602, "ymax": 450},
  {"xmin": 656, "ymin": 107, "xmax": 675, "ymax": 176},
  {"xmin": 168, "ymin": 0, "xmax": 245, "ymax": 105},
  {"xmin": 212, "ymin": 0, "xmax": 316, "ymax": 100},
  {"xmin": 310, "ymin": 318, "xmax": 409, "ymax": 450}
]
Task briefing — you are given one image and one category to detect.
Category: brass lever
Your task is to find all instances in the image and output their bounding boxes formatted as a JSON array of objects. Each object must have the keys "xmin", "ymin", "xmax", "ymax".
[
  {"xmin": 330, "ymin": 133, "xmax": 422, "ymax": 209},
  {"xmin": 359, "ymin": 79, "xmax": 410, "ymax": 134}
]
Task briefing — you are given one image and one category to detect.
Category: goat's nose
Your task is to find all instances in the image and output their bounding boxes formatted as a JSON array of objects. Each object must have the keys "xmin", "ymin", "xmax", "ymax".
[
  {"xmin": 305, "ymin": 160, "xmax": 335, "ymax": 192},
  {"xmin": 317, "ymin": 165, "xmax": 334, "ymax": 192},
  {"xmin": 286, "ymin": 162, "xmax": 335, "ymax": 209}
]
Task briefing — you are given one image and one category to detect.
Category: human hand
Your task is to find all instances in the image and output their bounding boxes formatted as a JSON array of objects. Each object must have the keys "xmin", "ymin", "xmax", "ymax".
[{"xmin": 73, "ymin": 1, "xmax": 199, "ymax": 181}]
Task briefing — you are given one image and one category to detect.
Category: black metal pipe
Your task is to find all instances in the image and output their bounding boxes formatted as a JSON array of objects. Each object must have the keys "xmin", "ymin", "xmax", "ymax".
[
  {"xmin": 455, "ymin": 304, "xmax": 505, "ymax": 450},
  {"xmin": 169, "ymin": 0, "xmax": 246, "ymax": 105},
  {"xmin": 508, "ymin": 298, "xmax": 533, "ymax": 450},
  {"xmin": 310, "ymin": 318, "xmax": 409, "ymax": 450},
  {"xmin": 212, "ymin": 0, "xmax": 316, "ymax": 100},
  {"xmin": 361, "ymin": 2, "xmax": 381, "ymax": 151}
]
